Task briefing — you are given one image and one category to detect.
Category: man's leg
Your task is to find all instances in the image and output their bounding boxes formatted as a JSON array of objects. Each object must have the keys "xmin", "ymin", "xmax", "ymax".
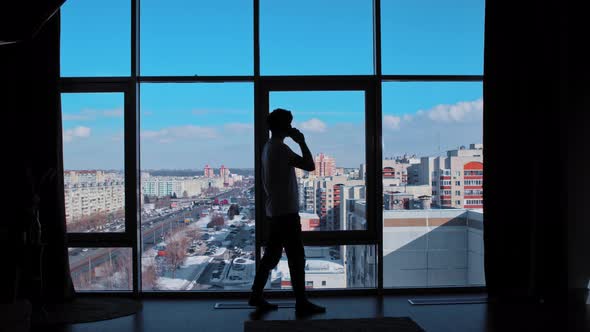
[
  {"xmin": 283, "ymin": 215, "xmax": 326, "ymax": 315},
  {"xmin": 251, "ymin": 242, "xmax": 282, "ymax": 296},
  {"xmin": 283, "ymin": 218, "xmax": 307, "ymax": 304},
  {"xmin": 250, "ymin": 220, "xmax": 283, "ymax": 309}
]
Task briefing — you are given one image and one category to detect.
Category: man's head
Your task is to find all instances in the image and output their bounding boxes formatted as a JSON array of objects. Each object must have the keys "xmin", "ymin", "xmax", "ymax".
[{"xmin": 267, "ymin": 108, "xmax": 293, "ymax": 136}]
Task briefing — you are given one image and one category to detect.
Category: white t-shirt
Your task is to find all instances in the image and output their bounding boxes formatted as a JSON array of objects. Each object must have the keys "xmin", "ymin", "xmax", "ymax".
[{"xmin": 261, "ymin": 138, "xmax": 300, "ymax": 217}]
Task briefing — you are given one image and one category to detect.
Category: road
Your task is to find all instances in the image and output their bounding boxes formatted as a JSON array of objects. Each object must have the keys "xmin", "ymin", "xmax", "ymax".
[{"xmin": 69, "ymin": 185, "xmax": 254, "ymax": 281}]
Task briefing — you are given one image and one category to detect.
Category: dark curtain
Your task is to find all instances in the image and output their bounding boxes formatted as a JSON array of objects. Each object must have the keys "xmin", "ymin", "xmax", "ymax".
[
  {"xmin": 3, "ymin": 10, "xmax": 75, "ymax": 304},
  {"xmin": 483, "ymin": 0, "xmax": 569, "ymax": 303}
]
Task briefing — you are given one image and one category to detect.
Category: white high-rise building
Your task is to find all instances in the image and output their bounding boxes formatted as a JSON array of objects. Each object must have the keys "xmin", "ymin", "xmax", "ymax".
[
  {"xmin": 64, "ymin": 180, "xmax": 125, "ymax": 222},
  {"xmin": 415, "ymin": 144, "xmax": 483, "ymax": 209}
]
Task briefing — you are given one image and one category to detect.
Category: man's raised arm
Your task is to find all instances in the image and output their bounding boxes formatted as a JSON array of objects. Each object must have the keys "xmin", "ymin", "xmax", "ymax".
[{"xmin": 288, "ymin": 128, "xmax": 315, "ymax": 172}]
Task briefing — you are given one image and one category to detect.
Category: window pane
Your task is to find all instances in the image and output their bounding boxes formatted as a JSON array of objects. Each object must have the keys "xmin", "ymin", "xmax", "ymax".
[
  {"xmin": 61, "ymin": 0, "xmax": 130, "ymax": 76},
  {"xmin": 69, "ymin": 248, "xmax": 132, "ymax": 291},
  {"xmin": 381, "ymin": 0, "xmax": 485, "ymax": 75},
  {"xmin": 261, "ymin": 0, "xmax": 373, "ymax": 75},
  {"xmin": 269, "ymin": 91, "xmax": 366, "ymax": 231},
  {"xmin": 140, "ymin": 0, "xmax": 253, "ymax": 75},
  {"xmin": 61, "ymin": 93, "xmax": 125, "ymax": 233},
  {"xmin": 381, "ymin": 82, "xmax": 485, "ymax": 287},
  {"xmin": 263, "ymin": 245, "xmax": 376, "ymax": 289},
  {"xmin": 140, "ymin": 83, "xmax": 254, "ymax": 291}
]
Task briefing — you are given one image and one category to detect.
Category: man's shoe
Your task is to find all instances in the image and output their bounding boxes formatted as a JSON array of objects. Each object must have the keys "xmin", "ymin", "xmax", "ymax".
[
  {"xmin": 248, "ymin": 295, "xmax": 278, "ymax": 311},
  {"xmin": 295, "ymin": 301, "xmax": 326, "ymax": 316}
]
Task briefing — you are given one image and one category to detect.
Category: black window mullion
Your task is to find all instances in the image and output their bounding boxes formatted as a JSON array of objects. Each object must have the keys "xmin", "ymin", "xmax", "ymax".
[
  {"xmin": 373, "ymin": 0, "xmax": 382, "ymax": 77},
  {"xmin": 124, "ymin": 82, "xmax": 140, "ymax": 295},
  {"xmin": 374, "ymin": 80, "xmax": 384, "ymax": 293},
  {"xmin": 131, "ymin": 0, "xmax": 141, "ymax": 296}
]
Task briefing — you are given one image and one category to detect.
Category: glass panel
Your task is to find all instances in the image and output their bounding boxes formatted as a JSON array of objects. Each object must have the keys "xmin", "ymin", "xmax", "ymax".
[
  {"xmin": 262, "ymin": 245, "xmax": 376, "ymax": 289},
  {"xmin": 69, "ymin": 248, "xmax": 132, "ymax": 291},
  {"xmin": 381, "ymin": 0, "xmax": 485, "ymax": 75},
  {"xmin": 140, "ymin": 0, "xmax": 253, "ymax": 76},
  {"xmin": 140, "ymin": 83, "xmax": 254, "ymax": 291},
  {"xmin": 261, "ymin": 0, "xmax": 373, "ymax": 75},
  {"xmin": 269, "ymin": 91, "xmax": 366, "ymax": 231},
  {"xmin": 381, "ymin": 82, "xmax": 485, "ymax": 287},
  {"xmin": 61, "ymin": 0, "xmax": 130, "ymax": 76},
  {"xmin": 61, "ymin": 93, "xmax": 125, "ymax": 233}
]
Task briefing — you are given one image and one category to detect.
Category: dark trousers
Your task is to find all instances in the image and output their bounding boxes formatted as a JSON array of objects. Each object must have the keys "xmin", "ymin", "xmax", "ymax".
[{"xmin": 251, "ymin": 213, "xmax": 307, "ymax": 302}]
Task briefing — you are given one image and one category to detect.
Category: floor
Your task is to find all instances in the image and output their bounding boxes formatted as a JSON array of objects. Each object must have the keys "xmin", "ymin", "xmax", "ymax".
[{"xmin": 33, "ymin": 293, "xmax": 588, "ymax": 332}]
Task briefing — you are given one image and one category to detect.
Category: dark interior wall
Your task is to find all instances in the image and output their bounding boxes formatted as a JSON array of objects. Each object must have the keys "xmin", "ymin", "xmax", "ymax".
[
  {"xmin": 565, "ymin": 9, "xmax": 590, "ymax": 295},
  {"xmin": 1, "ymin": 7, "xmax": 74, "ymax": 302},
  {"xmin": 566, "ymin": 92, "xmax": 590, "ymax": 293},
  {"xmin": 484, "ymin": 0, "xmax": 574, "ymax": 302},
  {"xmin": 0, "ymin": 1, "xmax": 65, "ymax": 44}
]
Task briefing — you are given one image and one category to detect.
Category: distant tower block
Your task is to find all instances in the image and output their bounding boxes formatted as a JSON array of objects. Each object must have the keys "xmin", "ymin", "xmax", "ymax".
[
  {"xmin": 219, "ymin": 165, "xmax": 230, "ymax": 185},
  {"xmin": 314, "ymin": 153, "xmax": 336, "ymax": 177},
  {"xmin": 204, "ymin": 164, "xmax": 215, "ymax": 178}
]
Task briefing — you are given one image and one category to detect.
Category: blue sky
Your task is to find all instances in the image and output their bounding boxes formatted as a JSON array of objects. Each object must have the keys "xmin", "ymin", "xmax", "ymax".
[{"xmin": 60, "ymin": 0, "xmax": 485, "ymax": 170}]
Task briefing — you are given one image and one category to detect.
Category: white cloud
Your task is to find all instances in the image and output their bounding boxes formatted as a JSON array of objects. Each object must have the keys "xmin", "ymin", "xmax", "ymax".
[
  {"xmin": 299, "ymin": 118, "xmax": 327, "ymax": 133},
  {"xmin": 382, "ymin": 98, "xmax": 483, "ymax": 132},
  {"xmin": 63, "ymin": 126, "xmax": 91, "ymax": 143},
  {"xmin": 424, "ymin": 98, "xmax": 483, "ymax": 123},
  {"xmin": 224, "ymin": 123, "xmax": 253, "ymax": 132},
  {"xmin": 383, "ymin": 115, "xmax": 401, "ymax": 130},
  {"xmin": 141, "ymin": 125, "xmax": 218, "ymax": 143},
  {"xmin": 63, "ymin": 108, "xmax": 123, "ymax": 121}
]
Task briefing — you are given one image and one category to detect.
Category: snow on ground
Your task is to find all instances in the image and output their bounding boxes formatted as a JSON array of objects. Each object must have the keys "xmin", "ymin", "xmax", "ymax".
[
  {"xmin": 141, "ymin": 248, "xmax": 158, "ymax": 271},
  {"xmin": 227, "ymin": 214, "xmax": 246, "ymax": 226},
  {"xmin": 223, "ymin": 257, "xmax": 255, "ymax": 286},
  {"xmin": 155, "ymin": 255, "xmax": 213, "ymax": 290},
  {"xmin": 196, "ymin": 215, "xmax": 212, "ymax": 229},
  {"xmin": 156, "ymin": 277, "xmax": 187, "ymax": 290},
  {"xmin": 213, "ymin": 247, "xmax": 227, "ymax": 257},
  {"xmin": 181, "ymin": 255, "xmax": 211, "ymax": 268},
  {"xmin": 208, "ymin": 229, "xmax": 230, "ymax": 243}
]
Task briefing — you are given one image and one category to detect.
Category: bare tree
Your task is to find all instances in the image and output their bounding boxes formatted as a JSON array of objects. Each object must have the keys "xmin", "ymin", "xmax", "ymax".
[
  {"xmin": 114, "ymin": 249, "xmax": 133, "ymax": 290},
  {"xmin": 142, "ymin": 263, "xmax": 158, "ymax": 290},
  {"xmin": 207, "ymin": 213, "xmax": 225, "ymax": 228},
  {"xmin": 227, "ymin": 204, "xmax": 240, "ymax": 220},
  {"xmin": 164, "ymin": 229, "xmax": 190, "ymax": 278}
]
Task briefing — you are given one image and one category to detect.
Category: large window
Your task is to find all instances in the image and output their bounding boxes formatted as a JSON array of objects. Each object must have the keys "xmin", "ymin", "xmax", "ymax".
[
  {"xmin": 60, "ymin": 0, "xmax": 485, "ymax": 293},
  {"xmin": 61, "ymin": 0, "xmax": 130, "ymax": 76},
  {"xmin": 61, "ymin": 93, "xmax": 125, "ymax": 234},
  {"xmin": 260, "ymin": 0, "xmax": 373, "ymax": 75},
  {"xmin": 140, "ymin": 83, "xmax": 254, "ymax": 291},
  {"xmin": 69, "ymin": 248, "xmax": 132, "ymax": 291},
  {"xmin": 140, "ymin": 0, "xmax": 253, "ymax": 75},
  {"xmin": 381, "ymin": 0, "xmax": 485, "ymax": 75},
  {"xmin": 269, "ymin": 91, "xmax": 367, "ymax": 232}
]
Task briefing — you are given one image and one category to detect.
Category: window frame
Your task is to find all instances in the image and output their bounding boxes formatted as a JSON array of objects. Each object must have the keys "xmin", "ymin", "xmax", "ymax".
[
  {"xmin": 60, "ymin": 80, "xmax": 140, "ymax": 295},
  {"xmin": 256, "ymin": 77, "xmax": 381, "ymax": 246},
  {"xmin": 59, "ymin": 0, "xmax": 485, "ymax": 296}
]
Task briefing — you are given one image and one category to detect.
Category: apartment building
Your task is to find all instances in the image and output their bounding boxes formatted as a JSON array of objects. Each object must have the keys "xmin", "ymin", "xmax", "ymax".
[
  {"xmin": 64, "ymin": 180, "xmax": 125, "ymax": 222},
  {"xmin": 416, "ymin": 144, "xmax": 483, "ymax": 209}
]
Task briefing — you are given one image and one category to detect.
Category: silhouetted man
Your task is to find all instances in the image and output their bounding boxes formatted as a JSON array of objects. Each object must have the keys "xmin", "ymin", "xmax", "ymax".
[{"xmin": 249, "ymin": 108, "xmax": 326, "ymax": 316}]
